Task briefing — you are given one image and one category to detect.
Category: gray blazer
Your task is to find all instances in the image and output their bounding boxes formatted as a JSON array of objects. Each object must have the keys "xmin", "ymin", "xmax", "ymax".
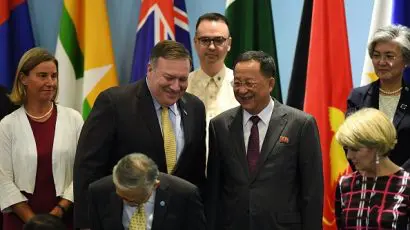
[{"xmin": 206, "ymin": 100, "xmax": 324, "ymax": 230}]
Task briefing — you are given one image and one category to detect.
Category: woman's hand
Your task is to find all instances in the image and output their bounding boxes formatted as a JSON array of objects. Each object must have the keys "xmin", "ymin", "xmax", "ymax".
[
  {"xmin": 11, "ymin": 202, "xmax": 35, "ymax": 223},
  {"xmin": 49, "ymin": 206, "xmax": 64, "ymax": 218}
]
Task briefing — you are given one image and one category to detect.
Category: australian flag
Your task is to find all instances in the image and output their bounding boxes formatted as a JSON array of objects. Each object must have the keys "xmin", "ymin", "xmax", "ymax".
[
  {"xmin": 0, "ymin": 0, "xmax": 35, "ymax": 90},
  {"xmin": 130, "ymin": 0, "xmax": 192, "ymax": 82}
]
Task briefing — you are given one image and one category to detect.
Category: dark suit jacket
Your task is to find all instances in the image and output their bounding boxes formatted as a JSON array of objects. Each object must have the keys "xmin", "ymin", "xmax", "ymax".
[
  {"xmin": 347, "ymin": 80, "xmax": 410, "ymax": 170},
  {"xmin": 74, "ymin": 79, "xmax": 206, "ymax": 228},
  {"xmin": 206, "ymin": 100, "xmax": 323, "ymax": 230},
  {"xmin": 88, "ymin": 173, "xmax": 206, "ymax": 230}
]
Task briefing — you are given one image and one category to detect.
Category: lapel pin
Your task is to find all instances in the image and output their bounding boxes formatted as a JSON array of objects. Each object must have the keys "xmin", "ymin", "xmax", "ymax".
[
  {"xmin": 160, "ymin": 201, "xmax": 165, "ymax": 207},
  {"xmin": 400, "ymin": 104, "xmax": 407, "ymax": 110},
  {"xmin": 279, "ymin": 136, "xmax": 289, "ymax": 144},
  {"xmin": 405, "ymin": 87, "xmax": 409, "ymax": 92}
]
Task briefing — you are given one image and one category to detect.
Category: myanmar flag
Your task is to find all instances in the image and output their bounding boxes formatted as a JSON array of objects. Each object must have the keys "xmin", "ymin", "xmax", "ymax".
[
  {"xmin": 225, "ymin": 0, "xmax": 282, "ymax": 102},
  {"xmin": 303, "ymin": 0, "xmax": 352, "ymax": 229},
  {"xmin": 55, "ymin": 0, "xmax": 118, "ymax": 119}
]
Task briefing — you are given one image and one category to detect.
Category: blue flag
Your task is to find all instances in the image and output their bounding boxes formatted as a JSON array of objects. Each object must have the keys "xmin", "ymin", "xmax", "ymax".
[
  {"xmin": 0, "ymin": 0, "xmax": 35, "ymax": 90},
  {"xmin": 130, "ymin": 0, "xmax": 192, "ymax": 82},
  {"xmin": 392, "ymin": 0, "xmax": 410, "ymax": 83}
]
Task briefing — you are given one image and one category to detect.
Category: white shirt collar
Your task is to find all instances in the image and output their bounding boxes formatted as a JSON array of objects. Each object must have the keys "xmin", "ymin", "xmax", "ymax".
[{"xmin": 243, "ymin": 98, "xmax": 274, "ymax": 126}]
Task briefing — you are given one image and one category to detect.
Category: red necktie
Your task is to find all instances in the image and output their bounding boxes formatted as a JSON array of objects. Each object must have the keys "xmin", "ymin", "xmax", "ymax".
[{"xmin": 247, "ymin": 116, "xmax": 260, "ymax": 173}]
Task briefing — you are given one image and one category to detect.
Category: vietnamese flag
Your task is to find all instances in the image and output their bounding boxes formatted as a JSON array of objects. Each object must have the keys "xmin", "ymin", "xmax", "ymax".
[{"xmin": 303, "ymin": 0, "xmax": 352, "ymax": 229}]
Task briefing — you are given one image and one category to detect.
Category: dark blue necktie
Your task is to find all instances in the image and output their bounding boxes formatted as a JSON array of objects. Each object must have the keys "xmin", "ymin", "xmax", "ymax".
[{"xmin": 247, "ymin": 116, "xmax": 260, "ymax": 173}]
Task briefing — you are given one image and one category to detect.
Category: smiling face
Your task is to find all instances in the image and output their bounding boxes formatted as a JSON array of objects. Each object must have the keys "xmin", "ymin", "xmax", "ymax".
[
  {"xmin": 20, "ymin": 60, "xmax": 58, "ymax": 104},
  {"xmin": 371, "ymin": 41, "xmax": 406, "ymax": 84},
  {"xmin": 233, "ymin": 60, "xmax": 275, "ymax": 115},
  {"xmin": 147, "ymin": 57, "xmax": 190, "ymax": 107},
  {"xmin": 194, "ymin": 20, "xmax": 231, "ymax": 66}
]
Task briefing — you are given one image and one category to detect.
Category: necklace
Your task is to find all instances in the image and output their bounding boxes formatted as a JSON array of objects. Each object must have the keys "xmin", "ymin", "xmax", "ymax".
[
  {"xmin": 379, "ymin": 87, "xmax": 402, "ymax": 95},
  {"xmin": 25, "ymin": 103, "xmax": 54, "ymax": 120}
]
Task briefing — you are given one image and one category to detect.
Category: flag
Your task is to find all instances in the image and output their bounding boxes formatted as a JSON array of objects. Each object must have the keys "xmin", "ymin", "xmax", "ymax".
[
  {"xmin": 286, "ymin": 0, "xmax": 313, "ymax": 110},
  {"xmin": 225, "ymin": 0, "xmax": 282, "ymax": 102},
  {"xmin": 392, "ymin": 0, "xmax": 410, "ymax": 83},
  {"xmin": 303, "ymin": 0, "xmax": 352, "ymax": 229},
  {"xmin": 55, "ymin": 0, "xmax": 118, "ymax": 119},
  {"xmin": 130, "ymin": 0, "xmax": 192, "ymax": 82},
  {"xmin": 360, "ymin": 0, "xmax": 392, "ymax": 86},
  {"xmin": 0, "ymin": 0, "xmax": 34, "ymax": 90}
]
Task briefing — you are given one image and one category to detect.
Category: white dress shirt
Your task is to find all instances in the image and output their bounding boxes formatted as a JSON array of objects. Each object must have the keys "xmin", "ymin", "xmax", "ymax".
[
  {"xmin": 243, "ymin": 99, "xmax": 274, "ymax": 152},
  {"xmin": 122, "ymin": 191, "xmax": 156, "ymax": 230}
]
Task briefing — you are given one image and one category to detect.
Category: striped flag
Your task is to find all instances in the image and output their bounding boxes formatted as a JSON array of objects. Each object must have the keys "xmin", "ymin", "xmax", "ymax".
[
  {"xmin": 55, "ymin": 0, "xmax": 118, "ymax": 119},
  {"xmin": 130, "ymin": 0, "xmax": 192, "ymax": 82},
  {"xmin": 0, "ymin": 0, "xmax": 34, "ymax": 90},
  {"xmin": 225, "ymin": 0, "xmax": 282, "ymax": 102},
  {"xmin": 303, "ymin": 0, "xmax": 353, "ymax": 229},
  {"xmin": 360, "ymin": 0, "xmax": 392, "ymax": 86}
]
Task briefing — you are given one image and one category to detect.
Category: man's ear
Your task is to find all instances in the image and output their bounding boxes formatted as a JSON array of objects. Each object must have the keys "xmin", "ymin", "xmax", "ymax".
[
  {"xmin": 227, "ymin": 37, "xmax": 232, "ymax": 52},
  {"xmin": 147, "ymin": 63, "xmax": 153, "ymax": 75}
]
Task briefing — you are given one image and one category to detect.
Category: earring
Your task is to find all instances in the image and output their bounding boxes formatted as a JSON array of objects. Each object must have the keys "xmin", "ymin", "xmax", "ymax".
[{"xmin": 376, "ymin": 155, "xmax": 380, "ymax": 164}]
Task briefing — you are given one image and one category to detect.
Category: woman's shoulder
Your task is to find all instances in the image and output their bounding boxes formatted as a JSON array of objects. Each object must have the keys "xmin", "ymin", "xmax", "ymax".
[
  {"xmin": 55, "ymin": 104, "xmax": 83, "ymax": 122},
  {"xmin": 0, "ymin": 106, "xmax": 24, "ymax": 125},
  {"xmin": 339, "ymin": 172, "xmax": 360, "ymax": 186}
]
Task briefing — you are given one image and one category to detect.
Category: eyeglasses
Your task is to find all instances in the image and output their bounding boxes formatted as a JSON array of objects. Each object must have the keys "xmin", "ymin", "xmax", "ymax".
[
  {"xmin": 371, "ymin": 53, "xmax": 399, "ymax": 62},
  {"xmin": 231, "ymin": 80, "xmax": 258, "ymax": 89},
  {"xmin": 196, "ymin": 36, "xmax": 228, "ymax": 47}
]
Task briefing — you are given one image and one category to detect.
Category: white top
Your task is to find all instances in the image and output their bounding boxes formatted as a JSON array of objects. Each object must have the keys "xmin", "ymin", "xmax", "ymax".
[
  {"xmin": 379, "ymin": 94, "xmax": 400, "ymax": 121},
  {"xmin": 187, "ymin": 65, "xmax": 239, "ymax": 122},
  {"xmin": 0, "ymin": 104, "xmax": 83, "ymax": 212},
  {"xmin": 187, "ymin": 66, "xmax": 239, "ymax": 158},
  {"xmin": 122, "ymin": 191, "xmax": 156, "ymax": 230},
  {"xmin": 243, "ymin": 99, "xmax": 274, "ymax": 152}
]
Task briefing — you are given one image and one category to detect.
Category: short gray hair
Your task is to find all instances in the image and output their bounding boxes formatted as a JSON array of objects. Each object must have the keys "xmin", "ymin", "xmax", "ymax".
[
  {"xmin": 112, "ymin": 153, "xmax": 159, "ymax": 191},
  {"xmin": 368, "ymin": 24, "xmax": 410, "ymax": 64}
]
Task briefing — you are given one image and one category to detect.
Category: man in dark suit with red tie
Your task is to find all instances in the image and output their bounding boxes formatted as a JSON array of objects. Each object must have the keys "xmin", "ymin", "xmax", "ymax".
[
  {"xmin": 206, "ymin": 51, "xmax": 324, "ymax": 230},
  {"xmin": 73, "ymin": 40, "xmax": 206, "ymax": 229}
]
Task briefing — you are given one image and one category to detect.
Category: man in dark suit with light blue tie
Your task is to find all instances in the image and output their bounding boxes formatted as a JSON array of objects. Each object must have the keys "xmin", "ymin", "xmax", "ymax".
[
  {"xmin": 206, "ymin": 51, "xmax": 324, "ymax": 230},
  {"xmin": 88, "ymin": 153, "xmax": 205, "ymax": 230}
]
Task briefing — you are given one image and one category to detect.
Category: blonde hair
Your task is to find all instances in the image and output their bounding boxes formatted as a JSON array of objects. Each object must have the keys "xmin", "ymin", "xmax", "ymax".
[
  {"xmin": 9, "ymin": 47, "xmax": 58, "ymax": 105},
  {"xmin": 335, "ymin": 108, "xmax": 397, "ymax": 156}
]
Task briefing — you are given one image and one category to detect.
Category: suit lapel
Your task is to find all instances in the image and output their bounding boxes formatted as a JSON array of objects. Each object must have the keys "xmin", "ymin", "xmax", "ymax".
[
  {"xmin": 137, "ymin": 80, "xmax": 164, "ymax": 150},
  {"xmin": 250, "ymin": 101, "xmax": 287, "ymax": 182},
  {"xmin": 109, "ymin": 191, "xmax": 124, "ymax": 229},
  {"xmin": 393, "ymin": 84, "xmax": 410, "ymax": 128},
  {"xmin": 228, "ymin": 108, "xmax": 250, "ymax": 178},
  {"xmin": 151, "ymin": 176, "xmax": 170, "ymax": 230},
  {"xmin": 172, "ymin": 97, "xmax": 191, "ymax": 174},
  {"xmin": 362, "ymin": 81, "xmax": 379, "ymax": 108}
]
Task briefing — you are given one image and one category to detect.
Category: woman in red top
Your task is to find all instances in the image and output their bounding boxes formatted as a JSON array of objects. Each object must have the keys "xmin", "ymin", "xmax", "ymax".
[{"xmin": 0, "ymin": 48, "xmax": 83, "ymax": 229}]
